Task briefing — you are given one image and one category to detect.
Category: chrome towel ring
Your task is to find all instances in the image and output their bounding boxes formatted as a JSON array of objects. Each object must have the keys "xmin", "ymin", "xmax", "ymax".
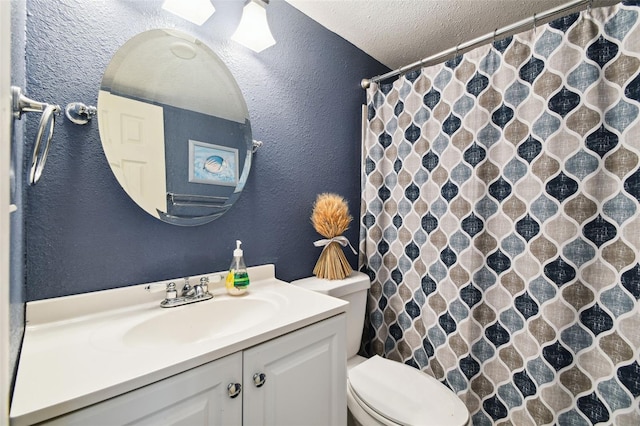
[{"xmin": 11, "ymin": 86, "xmax": 60, "ymax": 185}]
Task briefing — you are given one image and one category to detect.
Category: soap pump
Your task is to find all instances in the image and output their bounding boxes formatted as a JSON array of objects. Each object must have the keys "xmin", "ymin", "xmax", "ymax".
[{"xmin": 226, "ymin": 240, "xmax": 249, "ymax": 296}]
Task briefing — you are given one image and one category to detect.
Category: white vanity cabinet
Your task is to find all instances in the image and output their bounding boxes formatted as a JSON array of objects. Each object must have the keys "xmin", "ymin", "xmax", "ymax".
[
  {"xmin": 40, "ymin": 352, "xmax": 244, "ymax": 426},
  {"xmin": 243, "ymin": 314, "xmax": 346, "ymax": 426},
  {"xmin": 11, "ymin": 266, "xmax": 349, "ymax": 426},
  {"xmin": 39, "ymin": 314, "xmax": 346, "ymax": 426}
]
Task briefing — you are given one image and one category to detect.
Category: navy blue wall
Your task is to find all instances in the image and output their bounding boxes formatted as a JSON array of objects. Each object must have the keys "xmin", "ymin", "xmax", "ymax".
[{"xmin": 22, "ymin": 0, "xmax": 388, "ymax": 301}]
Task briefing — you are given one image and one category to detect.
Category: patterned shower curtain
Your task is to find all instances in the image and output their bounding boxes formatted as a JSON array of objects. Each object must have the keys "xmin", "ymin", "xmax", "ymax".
[{"xmin": 359, "ymin": 2, "xmax": 640, "ymax": 425}]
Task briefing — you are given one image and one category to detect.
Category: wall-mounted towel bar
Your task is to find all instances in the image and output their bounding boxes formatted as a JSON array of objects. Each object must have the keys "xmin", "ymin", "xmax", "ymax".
[{"xmin": 11, "ymin": 86, "xmax": 60, "ymax": 185}]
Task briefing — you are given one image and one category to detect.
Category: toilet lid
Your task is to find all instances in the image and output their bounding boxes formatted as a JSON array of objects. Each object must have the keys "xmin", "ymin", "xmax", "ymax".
[{"xmin": 348, "ymin": 356, "xmax": 469, "ymax": 426}]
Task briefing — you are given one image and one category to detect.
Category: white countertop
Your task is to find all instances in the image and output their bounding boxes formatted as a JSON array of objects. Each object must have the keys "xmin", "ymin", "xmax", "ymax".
[{"xmin": 10, "ymin": 265, "xmax": 347, "ymax": 425}]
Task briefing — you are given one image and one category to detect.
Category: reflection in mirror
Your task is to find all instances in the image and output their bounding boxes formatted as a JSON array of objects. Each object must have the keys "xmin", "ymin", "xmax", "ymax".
[{"xmin": 98, "ymin": 29, "xmax": 253, "ymax": 226}]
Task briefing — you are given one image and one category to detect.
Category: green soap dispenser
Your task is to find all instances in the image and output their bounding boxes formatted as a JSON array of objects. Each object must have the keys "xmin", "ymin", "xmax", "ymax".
[{"xmin": 226, "ymin": 240, "xmax": 249, "ymax": 295}]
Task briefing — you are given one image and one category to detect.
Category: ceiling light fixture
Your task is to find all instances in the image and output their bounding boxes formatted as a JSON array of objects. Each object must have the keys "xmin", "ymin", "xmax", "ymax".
[
  {"xmin": 161, "ymin": 0, "xmax": 215, "ymax": 26},
  {"xmin": 231, "ymin": 0, "xmax": 276, "ymax": 53}
]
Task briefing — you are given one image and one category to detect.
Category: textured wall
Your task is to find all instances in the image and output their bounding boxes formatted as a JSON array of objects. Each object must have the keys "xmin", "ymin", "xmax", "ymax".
[{"xmin": 22, "ymin": 0, "xmax": 388, "ymax": 301}]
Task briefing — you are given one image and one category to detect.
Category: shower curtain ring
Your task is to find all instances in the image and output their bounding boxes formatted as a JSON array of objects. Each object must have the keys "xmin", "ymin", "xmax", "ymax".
[
  {"xmin": 533, "ymin": 13, "xmax": 537, "ymax": 35},
  {"xmin": 493, "ymin": 28, "xmax": 498, "ymax": 43}
]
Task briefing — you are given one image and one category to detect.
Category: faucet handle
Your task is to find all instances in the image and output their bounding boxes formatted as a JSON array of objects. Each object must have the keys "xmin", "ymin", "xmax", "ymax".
[
  {"xmin": 166, "ymin": 282, "xmax": 177, "ymax": 300},
  {"xmin": 200, "ymin": 276, "xmax": 209, "ymax": 294},
  {"xmin": 145, "ymin": 282, "xmax": 177, "ymax": 300}
]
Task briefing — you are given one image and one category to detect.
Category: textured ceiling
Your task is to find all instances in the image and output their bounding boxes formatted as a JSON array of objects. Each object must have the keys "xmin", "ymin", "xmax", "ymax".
[{"xmin": 284, "ymin": 0, "xmax": 619, "ymax": 74}]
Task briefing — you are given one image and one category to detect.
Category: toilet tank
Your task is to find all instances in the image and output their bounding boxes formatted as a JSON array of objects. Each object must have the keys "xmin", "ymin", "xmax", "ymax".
[{"xmin": 292, "ymin": 272, "xmax": 371, "ymax": 358}]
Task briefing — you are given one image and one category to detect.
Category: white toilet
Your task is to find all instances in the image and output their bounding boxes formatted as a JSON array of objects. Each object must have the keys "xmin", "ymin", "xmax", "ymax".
[{"xmin": 293, "ymin": 272, "xmax": 470, "ymax": 426}]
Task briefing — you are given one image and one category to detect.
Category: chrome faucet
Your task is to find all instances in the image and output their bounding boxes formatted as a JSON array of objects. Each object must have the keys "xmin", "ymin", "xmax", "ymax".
[{"xmin": 146, "ymin": 276, "xmax": 213, "ymax": 308}]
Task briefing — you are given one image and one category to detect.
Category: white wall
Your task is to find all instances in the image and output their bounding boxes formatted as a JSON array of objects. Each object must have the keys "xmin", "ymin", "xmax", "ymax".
[{"xmin": 1, "ymin": 0, "xmax": 13, "ymax": 422}]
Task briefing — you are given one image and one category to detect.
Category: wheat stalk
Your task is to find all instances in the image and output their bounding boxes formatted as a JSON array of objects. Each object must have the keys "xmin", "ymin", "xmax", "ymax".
[{"xmin": 311, "ymin": 193, "xmax": 353, "ymax": 280}]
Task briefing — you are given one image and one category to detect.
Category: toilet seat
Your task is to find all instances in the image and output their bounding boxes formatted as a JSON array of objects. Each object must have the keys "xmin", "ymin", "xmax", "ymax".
[{"xmin": 348, "ymin": 356, "xmax": 469, "ymax": 426}]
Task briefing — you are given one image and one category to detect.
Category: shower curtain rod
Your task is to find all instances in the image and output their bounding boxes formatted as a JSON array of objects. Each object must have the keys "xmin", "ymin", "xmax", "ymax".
[{"xmin": 361, "ymin": 0, "xmax": 592, "ymax": 89}]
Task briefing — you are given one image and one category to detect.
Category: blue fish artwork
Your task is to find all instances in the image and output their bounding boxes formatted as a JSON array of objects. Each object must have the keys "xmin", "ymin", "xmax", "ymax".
[
  {"xmin": 204, "ymin": 155, "xmax": 225, "ymax": 173},
  {"xmin": 191, "ymin": 142, "xmax": 237, "ymax": 185}
]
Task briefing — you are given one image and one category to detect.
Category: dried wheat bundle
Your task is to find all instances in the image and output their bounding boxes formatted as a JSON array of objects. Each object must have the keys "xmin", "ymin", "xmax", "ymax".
[{"xmin": 311, "ymin": 193, "xmax": 353, "ymax": 280}]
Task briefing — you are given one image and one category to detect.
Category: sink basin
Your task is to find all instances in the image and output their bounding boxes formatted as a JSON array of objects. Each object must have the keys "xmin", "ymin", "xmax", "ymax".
[
  {"xmin": 92, "ymin": 292, "xmax": 284, "ymax": 350},
  {"xmin": 124, "ymin": 296, "xmax": 279, "ymax": 347}
]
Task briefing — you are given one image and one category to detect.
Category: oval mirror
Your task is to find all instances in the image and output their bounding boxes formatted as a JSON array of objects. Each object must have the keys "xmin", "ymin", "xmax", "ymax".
[{"xmin": 98, "ymin": 29, "xmax": 253, "ymax": 226}]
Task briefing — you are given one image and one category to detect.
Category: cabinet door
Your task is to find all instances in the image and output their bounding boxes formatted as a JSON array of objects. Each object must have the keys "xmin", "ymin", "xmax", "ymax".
[
  {"xmin": 242, "ymin": 314, "xmax": 347, "ymax": 426},
  {"xmin": 42, "ymin": 352, "xmax": 243, "ymax": 426}
]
